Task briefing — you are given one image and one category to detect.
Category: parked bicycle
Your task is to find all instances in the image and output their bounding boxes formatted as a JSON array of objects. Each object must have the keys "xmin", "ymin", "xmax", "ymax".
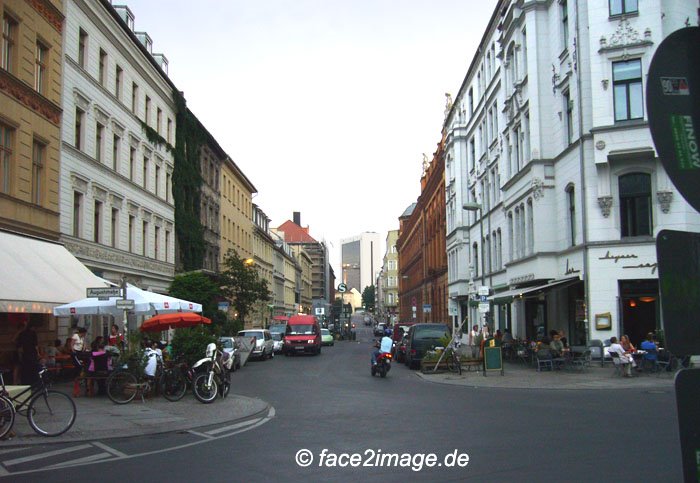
[
  {"xmin": 0, "ymin": 367, "xmax": 77, "ymax": 437},
  {"xmin": 106, "ymin": 352, "xmax": 163, "ymax": 404},
  {"xmin": 159, "ymin": 356, "xmax": 196, "ymax": 402}
]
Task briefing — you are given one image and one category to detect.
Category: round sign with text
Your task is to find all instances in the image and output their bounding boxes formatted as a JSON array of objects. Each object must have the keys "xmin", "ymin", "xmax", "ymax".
[{"xmin": 646, "ymin": 27, "xmax": 700, "ymax": 213}]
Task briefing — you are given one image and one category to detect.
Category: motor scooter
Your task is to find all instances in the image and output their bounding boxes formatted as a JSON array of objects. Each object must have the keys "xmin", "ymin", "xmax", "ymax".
[{"xmin": 371, "ymin": 339, "xmax": 392, "ymax": 378}]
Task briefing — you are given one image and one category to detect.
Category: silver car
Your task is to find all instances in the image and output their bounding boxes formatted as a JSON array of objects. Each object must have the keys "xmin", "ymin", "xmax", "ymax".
[
  {"xmin": 238, "ymin": 329, "xmax": 275, "ymax": 360},
  {"xmin": 271, "ymin": 332, "xmax": 284, "ymax": 353}
]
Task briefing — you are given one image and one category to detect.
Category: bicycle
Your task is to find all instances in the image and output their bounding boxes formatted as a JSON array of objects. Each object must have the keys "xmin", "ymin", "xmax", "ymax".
[
  {"xmin": 158, "ymin": 357, "xmax": 193, "ymax": 402},
  {"xmin": 445, "ymin": 347, "xmax": 462, "ymax": 375},
  {"xmin": 0, "ymin": 367, "xmax": 77, "ymax": 438}
]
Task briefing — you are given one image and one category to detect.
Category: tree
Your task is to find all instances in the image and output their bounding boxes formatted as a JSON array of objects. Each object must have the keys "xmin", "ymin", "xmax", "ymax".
[
  {"xmin": 169, "ymin": 271, "xmax": 220, "ymax": 319},
  {"xmin": 362, "ymin": 285, "xmax": 376, "ymax": 312},
  {"xmin": 219, "ymin": 249, "xmax": 271, "ymax": 324}
]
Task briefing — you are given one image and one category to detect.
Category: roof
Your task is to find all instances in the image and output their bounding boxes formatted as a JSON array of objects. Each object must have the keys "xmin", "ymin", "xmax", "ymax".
[
  {"xmin": 400, "ymin": 203, "xmax": 417, "ymax": 218},
  {"xmin": 277, "ymin": 220, "xmax": 318, "ymax": 243}
]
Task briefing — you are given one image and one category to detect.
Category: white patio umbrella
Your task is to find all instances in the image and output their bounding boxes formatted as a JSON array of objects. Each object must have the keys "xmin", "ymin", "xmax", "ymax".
[{"xmin": 53, "ymin": 284, "xmax": 202, "ymax": 317}]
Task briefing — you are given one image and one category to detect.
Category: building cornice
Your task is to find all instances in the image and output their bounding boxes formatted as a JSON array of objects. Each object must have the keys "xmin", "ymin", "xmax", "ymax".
[
  {"xmin": 0, "ymin": 69, "xmax": 62, "ymax": 125},
  {"xmin": 27, "ymin": 0, "xmax": 65, "ymax": 33}
]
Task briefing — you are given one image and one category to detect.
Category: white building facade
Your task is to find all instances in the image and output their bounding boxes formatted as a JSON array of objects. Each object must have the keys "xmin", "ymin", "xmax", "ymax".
[
  {"xmin": 446, "ymin": 0, "xmax": 699, "ymax": 346},
  {"xmin": 60, "ymin": 0, "xmax": 176, "ymax": 293}
]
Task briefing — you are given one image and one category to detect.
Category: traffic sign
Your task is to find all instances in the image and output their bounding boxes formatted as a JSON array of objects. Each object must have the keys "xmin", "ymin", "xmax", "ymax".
[
  {"xmin": 116, "ymin": 299, "xmax": 135, "ymax": 310},
  {"xmin": 423, "ymin": 304, "xmax": 432, "ymax": 313},
  {"xmin": 478, "ymin": 303, "xmax": 490, "ymax": 313},
  {"xmin": 87, "ymin": 287, "xmax": 122, "ymax": 298},
  {"xmin": 647, "ymin": 27, "xmax": 700, "ymax": 212},
  {"xmin": 337, "ymin": 283, "xmax": 347, "ymax": 293}
]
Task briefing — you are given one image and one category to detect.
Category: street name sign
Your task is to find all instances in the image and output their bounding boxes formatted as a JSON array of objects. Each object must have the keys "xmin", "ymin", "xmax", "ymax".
[
  {"xmin": 87, "ymin": 287, "xmax": 122, "ymax": 298},
  {"xmin": 116, "ymin": 299, "xmax": 135, "ymax": 310}
]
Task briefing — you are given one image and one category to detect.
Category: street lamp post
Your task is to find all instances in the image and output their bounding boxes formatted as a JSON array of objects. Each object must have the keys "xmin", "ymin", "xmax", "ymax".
[{"xmin": 463, "ymin": 202, "xmax": 487, "ymax": 329}]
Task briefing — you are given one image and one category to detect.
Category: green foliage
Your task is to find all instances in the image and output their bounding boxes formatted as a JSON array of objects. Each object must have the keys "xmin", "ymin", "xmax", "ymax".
[
  {"xmin": 172, "ymin": 92, "xmax": 206, "ymax": 271},
  {"xmin": 139, "ymin": 120, "xmax": 173, "ymax": 153},
  {"xmin": 219, "ymin": 249, "xmax": 270, "ymax": 323},
  {"xmin": 170, "ymin": 327, "xmax": 217, "ymax": 367},
  {"xmin": 169, "ymin": 271, "xmax": 220, "ymax": 319},
  {"xmin": 121, "ymin": 331, "xmax": 147, "ymax": 377},
  {"xmin": 362, "ymin": 285, "xmax": 376, "ymax": 311}
]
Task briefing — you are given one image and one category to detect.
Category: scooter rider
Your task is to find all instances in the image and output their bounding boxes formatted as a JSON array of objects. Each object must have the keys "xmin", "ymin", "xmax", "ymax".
[{"xmin": 372, "ymin": 334, "xmax": 393, "ymax": 365}]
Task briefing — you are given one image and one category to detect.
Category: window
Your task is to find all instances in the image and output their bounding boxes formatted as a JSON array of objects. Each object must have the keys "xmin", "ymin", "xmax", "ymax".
[
  {"xmin": 527, "ymin": 199, "xmax": 534, "ymax": 255},
  {"xmin": 93, "ymin": 200, "xmax": 102, "ymax": 243},
  {"xmin": 469, "ymin": 138, "xmax": 476, "ymax": 172},
  {"xmin": 115, "ymin": 65, "xmax": 123, "ymax": 100},
  {"xmin": 35, "ymin": 41, "xmax": 48, "ymax": 94},
  {"xmin": 156, "ymin": 108, "xmax": 162, "ymax": 135},
  {"xmin": 95, "ymin": 123, "xmax": 104, "ymax": 163},
  {"xmin": 507, "ymin": 213, "xmax": 514, "ymax": 261},
  {"xmin": 167, "ymin": 118, "xmax": 172, "ymax": 143},
  {"xmin": 564, "ymin": 90, "xmax": 573, "ymax": 144},
  {"xmin": 143, "ymin": 157, "xmax": 148, "ymax": 189},
  {"xmin": 75, "ymin": 108, "xmax": 85, "ymax": 150},
  {"xmin": 2, "ymin": 14, "xmax": 17, "ymax": 72},
  {"xmin": 567, "ymin": 185, "xmax": 576, "ymax": 246},
  {"xmin": 155, "ymin": 164, "xmax": 160, "ymax": 197},
  {"xmin": 78, "ymin": 28, "xmax": 87, "ymax": 69},
  {"xmin": 73, "ymin": 192, "xmax": 83, "ymax": 238},
  {"xmin": 388, "ymin": 260, "xmax": 396, "ymax": 271},
  {"xmin": 31, "ymin": 140, "xmax": 44, "ymax": 205},
  {"xmin": 619, "ymin": 173, "xmax": 652, "ymax": 237},
  {"xmin": 142, "ymin": 220, "xmax": 148, "ymax": 256},
  {"xmin": 468, "ymin": 88, "xmax": 474, "ymax": 115},
  {"xmin": 0, "ymin": 123, "xmax": 12, "ymax": 194},
  {"xmin": 613, "ymin": 59, "xmax": 643, "ymax": 121},
  {"xmin": 131, "ymin": 83, "xmax": 138, "ymax": 114},
  {"xmin": 473, "ymin": 242, "xmax": 479, "ymax": 277},
  {"xmin": 129, "ymin": 147, "xmax": 135, "ymax": 180},
  {"xmin": 112, "ymin": 134, "xmax": 120, "ymax": 171},
  {"xmin": 165, "ymin": 172, "xmax": 171, "ymax": 202},
  {"xmin": 154, "ymin": 226, "xmax": 160, "ymax": 260},
  {"xmin": 128, "ymin": 215, "xmax": 134, "ymax": 252},
  {"xmin": 98, "ymin": 48, "xmax": 107, "ymax": 85},
  {"xmin": 165, "ymin": 230, "xmax": 170, "ymax": 262},
  {"xmin": 561, "ymin": 0, "xmax": 568, "ymax": 51},
  {"xmin": 610, "ymin": 0, "xmax": 637, "ymax": 16},
  {"xmin": 145, "ymin": 96, "xmax": 151, "ymax": 125},
  {"xmin": 521, "ymin": 28, "xmax": 527, "ymax": 77},
  {"xmin": 111, "ymin": 208, "xmax": 118, "ymax": 248}
]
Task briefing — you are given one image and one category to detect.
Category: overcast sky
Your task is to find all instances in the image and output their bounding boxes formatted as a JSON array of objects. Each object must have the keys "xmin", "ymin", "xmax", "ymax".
[{"xmin": 124, "ymin": 0, "xmax": 497, "ymax": 276}]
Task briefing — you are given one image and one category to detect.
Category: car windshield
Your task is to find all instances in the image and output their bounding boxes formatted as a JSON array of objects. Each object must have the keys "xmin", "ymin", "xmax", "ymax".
[
  {"xmin": 271, "ymin": 333, "xmax": 283, "ymax": 341},
  {"xmin": 414, "ymin": 326, "xmax": 449, "ymax": 340},
  {"xmin": 220, "ymin": 339, "xmax": 233, "ymax": 349},
  {"xmin": 269, "ymin": 324, "xmax": 286, "ymax": 334},
  {"xmin": 287, "ymin": 324, "xmax": 315, "ymax": 335},
  {"xmin": 239, "ymin": 331, "xmax": 262, "ymax": 338},
  {"xmin": 321, "ymin": 329, "xmax": 330, "ymax": 336}
]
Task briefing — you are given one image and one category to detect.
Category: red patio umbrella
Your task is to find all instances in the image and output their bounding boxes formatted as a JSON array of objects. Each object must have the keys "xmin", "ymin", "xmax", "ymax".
[{"xmin": 140, "ymin": 312, "xmax": 211, "ymax": 332}]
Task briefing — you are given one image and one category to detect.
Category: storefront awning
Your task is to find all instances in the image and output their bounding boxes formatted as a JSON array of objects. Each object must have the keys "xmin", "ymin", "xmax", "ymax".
[
  {"xmin": 0, "ymin": 231, "xmax": 108, "ymax": 313},
  {"xmin": 489, "ymin": 276, "xmax": 581, "ymax": 304}
]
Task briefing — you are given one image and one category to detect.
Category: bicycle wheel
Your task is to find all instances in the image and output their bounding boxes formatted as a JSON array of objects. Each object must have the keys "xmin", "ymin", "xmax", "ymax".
[
  {"xmin": 0, "ymin": 395, "xmax": 15, "ymax": 439},
  {"xmin": 107, "ymin": 371, "xmax": 137, "ymax": 404},
  {"xmin": 193, "ymin": 373, "xmax": 218, "ymax": 403},
  {"xmin": 160, "ymin": 369, "xmax": 187, "ymax": 402},
  {"xmin": 447, "ymin": 353, "xmax": 462, "ymax": 374},
  {"xmin": 27, "ymin": 390, "xmax": 76, "ymax": 437}
]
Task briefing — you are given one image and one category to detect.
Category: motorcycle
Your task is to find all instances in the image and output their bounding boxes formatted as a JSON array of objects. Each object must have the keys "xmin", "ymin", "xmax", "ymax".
[
  {"xmin": 192, "ymin": 342, "xmax": 233, "ymax": 403},
  {"xmin": 371, "ymin": 340, "xmax": 392, "ymax": 378}
]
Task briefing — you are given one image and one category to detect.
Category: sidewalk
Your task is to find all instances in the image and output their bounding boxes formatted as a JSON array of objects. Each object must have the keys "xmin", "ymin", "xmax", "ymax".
[
  {"xmin": 4, "ymin": 380, "xmax": 270, "ymax": 447},
  {"xmin": 415, "ymin": 360, "xmax": 677, "ymax": 390}
]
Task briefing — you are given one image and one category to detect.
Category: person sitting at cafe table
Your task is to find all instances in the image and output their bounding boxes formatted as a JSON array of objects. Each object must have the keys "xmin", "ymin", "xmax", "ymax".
[
  {"xmin": 549, "ymin": 333, "xmax": 566, "ymax": 358},
  {"xmin": 640, "ymin": 332, "xmax": 658, "ymax": 369},
  {"xmin": 108, "ymin": 323, "xmax": 124, "ymax": 348},
  {"xmin": 609, "ymin": 336, "xmax": 634, "ymax": 376},
  {"xmin": 620, "ymin": 334, "xmax": 636, "ymax": 354}
]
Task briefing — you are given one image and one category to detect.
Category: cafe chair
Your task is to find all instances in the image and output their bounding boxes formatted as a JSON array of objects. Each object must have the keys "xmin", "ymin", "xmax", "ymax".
[
  {"xmin": 571, "ymin": 349, "xmax": 591, "ymax": 371},
  {"xmin": 609, "ymin": 351, "xmax": 630, "ymax": 377},
  {"xmin": 536, "ymin": 348, "xmax": 554, "ymax": 372}
]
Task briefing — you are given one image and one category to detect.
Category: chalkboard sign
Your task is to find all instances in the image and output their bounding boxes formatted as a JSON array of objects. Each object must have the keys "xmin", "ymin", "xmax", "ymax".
[{"xmin": 483, "ymin": 346, "xmax": 504, "ymax": 376}]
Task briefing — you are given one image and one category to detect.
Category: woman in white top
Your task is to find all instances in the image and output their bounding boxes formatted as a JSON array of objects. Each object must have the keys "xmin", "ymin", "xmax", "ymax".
[{"xmin": 609, "ymin": 336, "xmax": 633, "ymax": 376}]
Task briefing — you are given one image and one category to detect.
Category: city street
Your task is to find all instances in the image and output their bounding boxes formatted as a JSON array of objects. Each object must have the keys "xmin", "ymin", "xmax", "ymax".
[{"xmin": 5, "ymin": 326, "xmax": 680, "ymax": 482}]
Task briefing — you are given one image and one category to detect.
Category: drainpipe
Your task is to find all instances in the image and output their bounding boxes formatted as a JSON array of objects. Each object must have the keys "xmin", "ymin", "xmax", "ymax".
[{"xmin": 574, "ymin": 0, "xmax": 591, "ymax": 343}]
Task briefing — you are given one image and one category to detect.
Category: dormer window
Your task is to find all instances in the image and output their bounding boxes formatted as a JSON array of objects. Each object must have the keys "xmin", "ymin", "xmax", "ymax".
[
  {"xmin": 113, "ymin": 6, "xmax": 135, "ymax": 31},
  {"xmin": 135, "ymin": 32, "xmax": 152, "ymax": 53}
]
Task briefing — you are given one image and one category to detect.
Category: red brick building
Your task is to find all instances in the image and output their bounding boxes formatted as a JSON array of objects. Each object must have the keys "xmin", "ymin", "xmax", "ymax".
[{"xmin": 397, "ymin": 135, "xmax": 448, "ymax": 324}]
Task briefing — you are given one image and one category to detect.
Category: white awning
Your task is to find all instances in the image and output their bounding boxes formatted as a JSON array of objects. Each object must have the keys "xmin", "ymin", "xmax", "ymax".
[
  {"xmin": 489, "ymin": 276, "xmax": 581, "ymax": 303},
  {"xmin": 0, "ymin": 231, "xmax": 108, "ymax": 313}
]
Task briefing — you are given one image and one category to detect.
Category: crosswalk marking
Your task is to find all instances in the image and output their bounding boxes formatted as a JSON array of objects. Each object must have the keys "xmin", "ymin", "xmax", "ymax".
[
  {"xmin": 47, "ymin": 452, "xmax": 111, "ymax": 468},
  {"xmin": 3, "ymin": 444, "xmax": 92, "ymax": 466},
  {"xmin": 205, "ymin": 418, "xmax": 261, "ymax": 435}
]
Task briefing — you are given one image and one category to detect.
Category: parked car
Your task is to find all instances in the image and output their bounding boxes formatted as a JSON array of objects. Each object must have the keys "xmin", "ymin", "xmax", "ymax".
[
  {"xmin": 218, "ymin": 337, "xmax": 242, "ymax": 371},
  {"xmin": 283, "ymin": 314, "xmax": 322, "ymax": 355},
  {"xmin": 374, "ymin": 323, "xmax": 387, "ymax": 337},
  {"xmin": 404, "ymin": 323, "xmax": 450, "ymax": 369},
  {"xmin": 271, "ymin": 332, "xmax": 284, "ymax": 353},
  {"xmin": 237, "ymin": 329, "xmax": 274, "ymax": 360},
  {"xmin": 394, "ymin": 333, "xmax": 409, "ymax": 363},
  {"xmin": 321, "ymin": 328, "xmax": 334, "ymax": 346}
]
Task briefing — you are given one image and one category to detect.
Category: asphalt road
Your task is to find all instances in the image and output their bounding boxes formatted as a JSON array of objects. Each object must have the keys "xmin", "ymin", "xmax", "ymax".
[{"xmin": 9, "ymin": 325, "xmax": 681, "ymax": 482}]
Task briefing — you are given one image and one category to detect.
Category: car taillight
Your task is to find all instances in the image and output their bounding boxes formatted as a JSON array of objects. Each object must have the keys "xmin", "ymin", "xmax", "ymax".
[{"xmin": 386, "ymin": 353, "xmax": 392, "ymax": 359}]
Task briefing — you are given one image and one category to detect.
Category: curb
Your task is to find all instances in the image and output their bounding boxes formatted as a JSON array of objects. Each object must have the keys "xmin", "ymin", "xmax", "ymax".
[{"xmin": 2, "ymin": 394, "xmax": 271, "ymax": 448}]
